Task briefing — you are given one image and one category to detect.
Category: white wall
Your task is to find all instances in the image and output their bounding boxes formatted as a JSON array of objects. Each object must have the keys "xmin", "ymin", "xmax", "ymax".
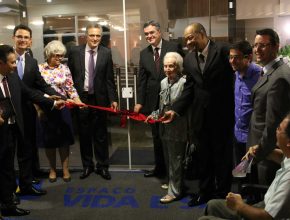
[{"xmin": 0, "ymin": 16, "xmax": 19, "ymax": 45}]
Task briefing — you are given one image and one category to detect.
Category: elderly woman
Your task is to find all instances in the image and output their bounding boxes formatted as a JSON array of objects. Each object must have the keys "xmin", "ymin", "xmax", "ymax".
[
  {"xmin": 38, "ymin": 40, "xmax": 83, "ymax": 182},
  {"xmin": 146, "ymin": 52, "xmax": 188, "ymax": 203}
]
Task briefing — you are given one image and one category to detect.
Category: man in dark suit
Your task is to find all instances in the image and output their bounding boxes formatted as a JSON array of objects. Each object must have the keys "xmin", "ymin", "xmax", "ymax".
[
  {"xmin": 163, "ymin": 23, "xmax": 235, "ymax": 206},
  {"xmin": 68, "ymin": 23, "xmax": 118, "ymax": 180},
  {"xmin": 133, "ymin": 20, "xmax": 184, "ymax": 178},
  {"xmin": 244, "ymin": 28, "xmax": 290, "ymax": 184},
  {"xmin": 0, "ymin": 44, "xmax": 65, "ymax": 216},
  {"xmin": 12, "ymin": 24, "xmax": 61, "ymax": 196}
]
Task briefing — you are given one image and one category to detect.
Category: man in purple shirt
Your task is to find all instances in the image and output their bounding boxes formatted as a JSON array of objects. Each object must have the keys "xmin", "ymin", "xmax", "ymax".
[{"xmin": 229, "ymin": 41, "xmax": 261, "ymax": 166}]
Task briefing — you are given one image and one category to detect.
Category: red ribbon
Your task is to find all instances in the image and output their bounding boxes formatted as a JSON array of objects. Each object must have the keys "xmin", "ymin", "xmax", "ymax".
[{"xmin": 65, "ymin": 102, "xmax": 162, "ymax": 127}]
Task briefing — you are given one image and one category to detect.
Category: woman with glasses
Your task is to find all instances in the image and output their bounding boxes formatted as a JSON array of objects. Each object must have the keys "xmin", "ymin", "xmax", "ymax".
[{"xmin": 38, "ymin": 40, "xmax": 83, "ymax": 183}]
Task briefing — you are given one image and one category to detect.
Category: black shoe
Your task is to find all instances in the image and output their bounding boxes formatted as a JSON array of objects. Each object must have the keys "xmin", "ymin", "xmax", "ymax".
[
  {"xmin": 49, "ymin": 177, "xmax": 57, "ymax": 183},
  {"xmin": 63, "ymin": 176, "xmax": 71, "ymax": 182},
  {"xmin": 95, "ymin": 168, "xmax": 111, "ymax": 180},
  {"xmin": 188, "ymin": 193, "xmax": 211, "ymax": 207},
  {"xmin": 19, "ymin": 186, "xmax": 47, "ymax": 196},
  {"xmin": 1, "ymin": 207, "xmax": 30, "ymax": 216},
  {"xmin": 80, "ymin": 167, "xmax": 94, "ymax": 179},
  {"xmin": 32, "ymin": 178, "xmax": 40, "ymax": 185},
  {"xmin": 144, "ymin": 169, "xmax": 158, "ymax": 178},
  {"xmin": 13, "ymin": 192, "xmax": 20, "ymax": 205}
]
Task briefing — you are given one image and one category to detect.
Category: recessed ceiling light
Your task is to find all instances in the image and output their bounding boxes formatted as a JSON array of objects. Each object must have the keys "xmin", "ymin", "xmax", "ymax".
[{"xmin": 47, "ymin": 0, "xmax": 52, "ymax": 3}]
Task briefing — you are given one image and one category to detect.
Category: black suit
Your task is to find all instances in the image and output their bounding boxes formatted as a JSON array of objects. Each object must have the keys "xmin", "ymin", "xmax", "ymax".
[
  {"xmin": 16, "ymin": 53, "xmax": 59, "ymax": 191},
  {"xmin": 68, "ymin": 44, "xmax": 118, "ymax": 169},
  {"xmin": 0, "ymin": 72, "xmax": 53, "ymax": 207},
  {"xmin": 173, "ymin": 41, "xmax": 234, "ymax": 198},
  {"xmin": 137, "ymin": 39, "xmax": 184, "ymax": 175}
]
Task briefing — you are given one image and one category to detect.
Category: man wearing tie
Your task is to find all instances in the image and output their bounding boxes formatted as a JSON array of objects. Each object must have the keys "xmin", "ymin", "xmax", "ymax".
[
  {"xmin": 68, "ymin": 23, "xmax": 118, "ymax": 180},
  {"xmin": 0, "ymin": 44, "xmax": 65, "ymax": 217},
  {"xmin": 12, "ymin": 24, "xmax": 61, "ymax": 197},
  {"xmin": 134, "ymin": 20, "xmax": 184, "ymax": 179}
]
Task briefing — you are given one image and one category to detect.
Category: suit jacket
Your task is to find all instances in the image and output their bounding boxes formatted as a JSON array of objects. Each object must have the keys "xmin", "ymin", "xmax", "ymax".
[
  {"xmin": 137, "ymin": 39, "xmax": 184, "ymax": 113},
  {"xmin": 247, "ymin": 59, "xmax": 290, "ymax": 161},
  {"xmin": 173, "ymin": 41, "xmax": 234, "ymax": 139},
  {"xmin": 68, "ymin": 45, "xmax": 118, "ymax": 106},
  {"xmin": 0, "ymin": 72, "xmax": 54, "ymax": 138}
]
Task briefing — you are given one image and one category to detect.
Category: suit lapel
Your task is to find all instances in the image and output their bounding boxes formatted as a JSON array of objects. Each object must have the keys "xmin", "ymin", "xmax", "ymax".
[
  {"xmin": 80, "ymin": 46, "xmax": 86, "ymax": 81},
  {"xmin": 203, "ymin": 41, "xmax": 217, "ymax": 74}
]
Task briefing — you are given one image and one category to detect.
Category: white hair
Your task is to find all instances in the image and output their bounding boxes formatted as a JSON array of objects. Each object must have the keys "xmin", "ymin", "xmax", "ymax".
[
  {"xmin": 44, "ymin": 40, "xmax": 66, "ymax": 60},
  {"xmin": 163, "ymin": 52, "xmax": 183, "ymax": 73}
]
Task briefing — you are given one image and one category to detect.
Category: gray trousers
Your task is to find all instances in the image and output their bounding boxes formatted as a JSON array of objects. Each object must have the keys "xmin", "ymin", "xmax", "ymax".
[
  {"xmin": 198, "ymin": 199, "xmax": 265, "ymax": 220},
  {"xmin": 162, "ymin": 139, "xmax": 186, "ymax": 197}
]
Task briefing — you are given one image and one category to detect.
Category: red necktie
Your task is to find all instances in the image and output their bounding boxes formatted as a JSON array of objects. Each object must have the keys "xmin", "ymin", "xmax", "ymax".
[
  {"xmin": 88, "ymin": 50, "xmax": 95, "ymax": 94},
  {"xmin": 154, "ymin": 47, "xmax": 160, "ymax": 73},
  {"xmin": 2, "ymin": 77, "xmax": 11, "ymax": 98}
]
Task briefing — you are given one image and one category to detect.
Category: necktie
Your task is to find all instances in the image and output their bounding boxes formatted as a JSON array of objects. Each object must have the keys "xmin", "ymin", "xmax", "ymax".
[
  {"xmin": 88, "ymin": 50, "xmax": 95, "ymax": 94},
  {"xmin": 17, "ymin": 56, "xmax": 24, "ymax": 80},
  {"xmin": 2, "ymin": 77, "xmax": 11, "ymax": 98},
  {"xmin": 154, "ymin": 47, "xmax": 160, "ymax": 73},
  {"xmin": 198, "ymin": 53, "xmax": 205, "ymax": 72}
]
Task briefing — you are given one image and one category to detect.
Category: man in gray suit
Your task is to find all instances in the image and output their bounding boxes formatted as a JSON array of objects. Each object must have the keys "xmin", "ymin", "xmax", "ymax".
[
  {"xmin": 134, "ymin": 20, "xmax": 184, "ymax": 178},
  {"xmin": 245, "ymin": 28, "xmax": 290, "ymax": 184}
]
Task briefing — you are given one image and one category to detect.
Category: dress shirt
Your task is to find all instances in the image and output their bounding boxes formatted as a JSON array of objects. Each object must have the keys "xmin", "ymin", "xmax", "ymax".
[
  {"xmin": 84, "ymin": 45, "xmax": 98, "ymax": 92},
  {"xmin": 198, "ymin": 40, "xmax": 210, "ymax": 73},
  {"xmin": 262, "ymin": 57, "xmax": 281, "ymax": 75},
  {"xmin": 0, "ymin": 74, "xmax": 15, "ymax": 124},
  {"xmin": 264, "ymin": 157, "xmax": 290, "ymax": 218},
  {"xmin": 234, "ymin": 63, "xmax": 261, "ymax": 143},
  {"xmin": 152, "ymin": 39, "xmax": 162, "ymax": 61}
]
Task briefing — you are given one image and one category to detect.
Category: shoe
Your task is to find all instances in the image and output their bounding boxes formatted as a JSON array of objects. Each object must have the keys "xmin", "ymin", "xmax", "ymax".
[
  {"xmin": 63, "ymin": 176, "xmax": 71, "ymax": 182},
  {"xmin": 49, "ymin": 177, "xmax": 57, "ymax": 183},
  {"xmin": 160, "ymin": 194, "xmax": 176, "ymax": 204},
  {"xmin": 80, "ymin": 167, "xmax": 94, "ymax": 179},
  {"xmin": 19, "ymin": 186, "xmax": 47, "ymax": 196},
  {"xmin": 161, "ymin": 184, "xmax": 169, "ymax": 190},
  {"xmin": 95, "ymin": 168, "xmax": 111, "ymax": 180},
  {"xmin": 13, "ymin": 192, "xmax": 20, "ymax": 205},
  {"xmin": 144, "ymin": 169, "xmax": 157, "ymax": 177},
  {"xmin": 188, "ymin": 193, "xmax": 210, "ymax": 207},
  {"xmin": 32, "ymin": 178, "xmax": 40, "ymax": 184},
  {"xmin": 1, "ymin": 207, "xmax": 30, "ymax": 216}
]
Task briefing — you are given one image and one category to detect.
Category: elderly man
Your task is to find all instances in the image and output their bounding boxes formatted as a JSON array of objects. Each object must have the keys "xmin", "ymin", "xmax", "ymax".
[
  {"xmin": 163, "ymin": 23, "xmax": 234, "ymax": 206},
  {"xmin": 199, "ymin": 112, "xmax": 290, "ymax": 220}
]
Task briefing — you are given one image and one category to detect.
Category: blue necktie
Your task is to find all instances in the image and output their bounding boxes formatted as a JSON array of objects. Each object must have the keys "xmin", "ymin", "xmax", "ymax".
[{"xmin": 17, "ymin": 56, "xmax": 24, "ymax": 80}]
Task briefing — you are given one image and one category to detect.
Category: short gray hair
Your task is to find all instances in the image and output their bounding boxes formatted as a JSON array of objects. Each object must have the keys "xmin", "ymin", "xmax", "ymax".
[
  {"xmin": 44, "ymin": 40, "xmax": 66, "ymax": 60},
  {"xmin": 143, "ymin": 20, "xmax": 161, "ymax": 30},
  {"xmin": 163, "ymin": 52, "xmax": 183, "ymax": 73},
  {"xmin": 86, "ymin": 23, "xmax": 103, "ymax": 35}
]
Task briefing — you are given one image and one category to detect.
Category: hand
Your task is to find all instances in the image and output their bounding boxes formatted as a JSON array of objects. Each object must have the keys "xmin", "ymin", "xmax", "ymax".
[
  {"xmin": 53, "ymin": 100, "xmax": 66, "ymax": 110},
  {"xmin": 160, "ymin": 110, "xmax": 176, "ymax": 123},
  {"xmin": 134, "ymin": 104, "xmax": 142, "ymax": 113},
  {"xmin": 111, "ymin": 102, "xmax": 118, "ymax": 112},
  {"xmin": 145, "ymin": 115, "xmax": 153, "ymax": 124},
  {"xmin": 226, "ymin": 192, "xmax": 244, "ymax": 211},
  {"xmin": 0, "ymin": 115, "xmax": 4, "ymax": 126},
  {"xmin": 242, "ymin": 144, "xmax": 259, "ymax": 161},
  {"xmin": 48, "ymin": 95, "xmax": 62, "ymax": 100}
]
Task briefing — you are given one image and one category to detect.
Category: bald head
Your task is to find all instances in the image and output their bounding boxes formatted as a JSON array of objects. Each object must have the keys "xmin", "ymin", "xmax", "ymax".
[{"xmin": 183, "ymin": 23, "xmax": 208, "ymax": 52}]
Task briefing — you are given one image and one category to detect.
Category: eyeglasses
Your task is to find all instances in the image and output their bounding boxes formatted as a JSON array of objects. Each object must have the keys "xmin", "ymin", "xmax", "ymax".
[
  {"xmin": 88, "ymin": 34, "xmax": 101, "ymax": 38},
  {"xmin": 252, "ymin": 43, "xmax": 272, "ymax": 49},
  {"xmin": 228, "ymin": 55, "xmax": 249, "ymax": 60},
  {"xmin": 15, "ymin": 35, "xmax": 31, "ymax": 41},
  {"xmin": 52, "ymin": 54, "xmax": 64, "ymax": 59}
]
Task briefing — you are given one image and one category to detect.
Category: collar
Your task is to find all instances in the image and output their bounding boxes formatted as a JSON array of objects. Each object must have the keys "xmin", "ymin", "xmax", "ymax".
[
  {"xmin": 0, "ymin": 73, "xmax": 5, "ymax": 82},
  {"xmin": 152, "ymin": 39, "xmax": 162, "ymax": 51},
  {"xmin": 86, "ymin": 44, "xmax": 98, "ymax": 53},
  {"xmin": 281, "ymin": 157, "xmax": 290, "ymax": 170},
  {"xmin": 262, "ymin": 57, "xmax": 280, "ymax": 74},
  {"xmin": 237, "ymin": 63, "xmax": 260, "ymax": 79},
  {"xmin": 199, "ymin": 40, "xmax": 210, "ymax": 58}
]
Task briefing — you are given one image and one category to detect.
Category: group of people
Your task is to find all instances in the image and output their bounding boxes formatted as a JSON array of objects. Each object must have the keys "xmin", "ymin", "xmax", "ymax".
[
  {"xmin": 0, "ymin": 18, "xmax": 290, "ymax": 220},
  {"xmin": 0, "ymin": 23, "xmax": 118, "ymax": 218},
  {"xmin": 135, "ymin": 20, "xmax": 290, "ymax": 219}
]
